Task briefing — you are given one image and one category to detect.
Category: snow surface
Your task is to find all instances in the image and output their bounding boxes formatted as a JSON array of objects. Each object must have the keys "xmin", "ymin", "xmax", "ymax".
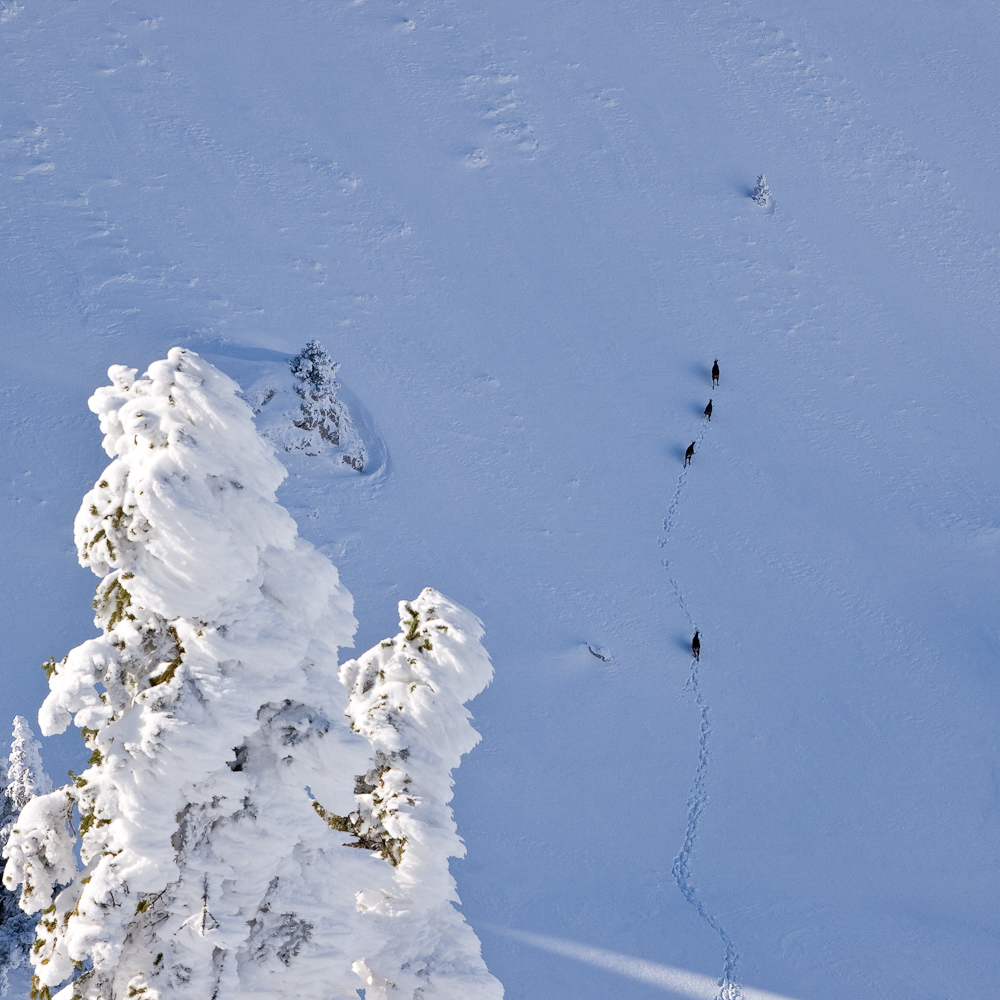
[{"xmin": 2, "ymin": 1, "xmax": 1000, "ymax": 998}]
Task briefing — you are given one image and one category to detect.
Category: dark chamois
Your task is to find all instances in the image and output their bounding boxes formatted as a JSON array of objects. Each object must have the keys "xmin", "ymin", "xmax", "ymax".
[
  {"xmin": 704, "ymin": 399, "xmax": 713, "ymax": 421},
  {"xmin": 684, "ymin": 441, "xmax": 695, "ymax": 467},
  {"xmin": 692, "ymin": 630, "xmax": 700, "ymax": 660},
  {"xmin": 711, "ymin": 359, "xmax": 720, "ymax": 388}
]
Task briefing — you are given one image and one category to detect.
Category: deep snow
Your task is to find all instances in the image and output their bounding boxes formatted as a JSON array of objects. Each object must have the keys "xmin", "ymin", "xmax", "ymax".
[{"xmin": 2, "ymin": 1, "xmax": 999, "ymax": 998}]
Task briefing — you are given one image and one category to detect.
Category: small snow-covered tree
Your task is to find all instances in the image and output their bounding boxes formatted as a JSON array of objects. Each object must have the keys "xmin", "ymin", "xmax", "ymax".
[
  {"xmin": 338, "ymin": 588, "xmax": 503, "ymax": 1000},
  {"xmin": 752, "ymin": 173, "xmax": 771, "ymax": 206},
  {"xmin": 2, "ymin": 349, "xmax": 379, "ymax": 1000},
  {"xmin": 288, "ymin": 340, "xmax": 366, "ymax": 470},
  {"xmin": 251, "ymin": 340, "xmax": 366, "ymax": 471},
  {"xmin": 2, "ymin": 717, "xmax": 52, "ymax": 816},
  {"xmin": 0, "ymin": 717, "xmax": 52, "ymax": 996}
]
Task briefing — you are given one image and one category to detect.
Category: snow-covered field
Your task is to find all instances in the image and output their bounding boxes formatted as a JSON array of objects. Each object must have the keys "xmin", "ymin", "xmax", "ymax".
[{"xmin": 2, "ymin": 1, "xmax": 999, "ymax": 997}]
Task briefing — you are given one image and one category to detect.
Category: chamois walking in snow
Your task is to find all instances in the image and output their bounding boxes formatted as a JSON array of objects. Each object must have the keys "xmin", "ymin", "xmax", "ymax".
[
  {"xmin": 692, "ymin": 630, "xmax": 700, "ymax": 660},
  {"xmin": 684, "ymin": 441, "xmax": 695, "ymax": 467},
  {"xmin": 711, "ymin": 359, "xmax": 720, "ymax": 388},
  {"xmin": 704, "ymin": 399, "xmax": 713, "ymax": 421}
]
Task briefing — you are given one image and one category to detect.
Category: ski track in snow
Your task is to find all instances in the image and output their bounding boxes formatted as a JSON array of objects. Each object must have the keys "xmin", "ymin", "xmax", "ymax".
[{"xmin": 660, "ymin": 410, "xmax": 742, "ymax": 1000}]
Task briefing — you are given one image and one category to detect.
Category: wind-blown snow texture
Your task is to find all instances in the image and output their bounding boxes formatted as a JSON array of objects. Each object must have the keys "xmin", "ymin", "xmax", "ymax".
[{"xmin": 2, "ymin": 2, "xmax": 999, "ymax": 999}]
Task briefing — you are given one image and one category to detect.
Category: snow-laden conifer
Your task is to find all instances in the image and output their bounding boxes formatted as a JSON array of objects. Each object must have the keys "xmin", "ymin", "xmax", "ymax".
[
  {"xmin": 251, "ymin": 340, "xmax": 366, "ymax": 471},
  {"xmin": 2, "ymin": 717, "xmax": 52, "ymax": 815},
  {"xmin": 2, "ymin": 349, "xmax": 379, "ymax": 1000},
  {"xmin": 338, "ymin": 588, "xmax": 503, "ymax": 1000},
  {"xmin": 0, "ymin": 717, "xmax": 52, "ymax": 996},
  {"xmin": 752, "ymin": 173, "xmax": 771, "ymax": 206}
]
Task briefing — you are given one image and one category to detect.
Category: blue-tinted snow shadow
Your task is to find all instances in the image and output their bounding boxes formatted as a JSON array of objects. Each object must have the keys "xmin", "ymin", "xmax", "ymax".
[
  {"xmin": 336, "ymin": 380, "xmax": 389, "ymax": 481},
  {"xmin": 723, "ymin": 170, "xmax": 756, "ymax": 199},
  {"xmin": 666, "ymin": 442, "xmax": 691, "ymax": 464},
  {"xmin": 180, "ymin": 334, "xmax": 292, "ymax": 364},
  {"xmin": 483, "ymin": 926, "xmax": 803, "ymax": 1000},
  {"xmin": 674, "ymin": 635, "xmax": 696, "ymax": 656},
  {"xmin": 686, "ymin": 360, "xmax": 713, "ymax": 385}
]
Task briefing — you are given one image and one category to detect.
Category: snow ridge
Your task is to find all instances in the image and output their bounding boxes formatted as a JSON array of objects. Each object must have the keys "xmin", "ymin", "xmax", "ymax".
[{"xmin": 659, "ymin": 408, "xmax": 742, "ymax": 1000}]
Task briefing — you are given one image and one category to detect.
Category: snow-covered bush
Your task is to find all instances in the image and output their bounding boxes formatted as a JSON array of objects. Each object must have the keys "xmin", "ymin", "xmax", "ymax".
[
  {"xmin": 3, "ymin": 349, "xmax": 379, "ymax": 1000},
  {"xmin": 752, "ymin": 173, "xmax": 771, "ymax": 206},
  {"xmin": 0, "ymin": 717, "xmax": 52, "ymax": 996},
  {"xmin": 249, "ymin": 340, "xmax": 366, "ymax": 471},
  {"xmin": 339, "ymin": 589, "xmax": 503, "ymax": 1000}
]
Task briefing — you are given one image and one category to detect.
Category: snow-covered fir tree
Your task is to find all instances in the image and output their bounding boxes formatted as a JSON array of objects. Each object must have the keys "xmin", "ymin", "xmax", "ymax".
[
  {"xmin": 2, "ymin": 349, "xmax": 381, "ymax": 1000},
  {"xmin": 2, "ymin": 717, "xmax": 52, "ymax": 816},
  {"xmin": 752, "ymin": 173, "xmax": 771, "ymax": 206},
  {"xmin": 250, "ymin": 340, "xmax": 366, "ymax": 471},
  {"xmin": 338, "ymin": 589, "xmax": 503, "ymax": 1000},
  {"xmin": 0, "ymin": 717, "xmax": 52, "ymax": 996}
]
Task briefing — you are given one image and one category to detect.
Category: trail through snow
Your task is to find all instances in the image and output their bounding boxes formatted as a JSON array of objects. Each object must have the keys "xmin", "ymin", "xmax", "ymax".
[{"xmin": 659, "ymin": 381, "xmax": 741, "ymax": 1000}]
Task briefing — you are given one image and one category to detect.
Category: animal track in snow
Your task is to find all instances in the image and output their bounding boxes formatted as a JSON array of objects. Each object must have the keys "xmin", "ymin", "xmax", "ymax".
[
  {"xmin": 459, "ymin": 49, "xmax": 539, "ymax": 160},
  {"xmin": 659, "ymin": 406, "xmax": 743, "ymax": 1000},
  {"xmin": 671, "ymin": 654, "xmax": 742, "ymax": 1000},
  {"xmin": 463, "ymin": 148, "xmax": 491, "ymax": 169}
]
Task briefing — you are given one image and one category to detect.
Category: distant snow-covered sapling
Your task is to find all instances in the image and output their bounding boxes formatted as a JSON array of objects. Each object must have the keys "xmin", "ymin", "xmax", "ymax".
[
  {"xmin": 0, "ymin": 717, "xmax": 52, "ymax": 997},
  {"xmin": 289, "ymin": 339, "xmax": 366, "ymax": 470},
  {"xmin": 751, "ymin": 173, "xmax": 771, "ymax": 206},
  {"xmin": 1, "ymin": 717, "xmax": 51, "ymax": 815},
  {"xmin": 248, "ymin": 339, "xmax": 367, "ymax": 471}
]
